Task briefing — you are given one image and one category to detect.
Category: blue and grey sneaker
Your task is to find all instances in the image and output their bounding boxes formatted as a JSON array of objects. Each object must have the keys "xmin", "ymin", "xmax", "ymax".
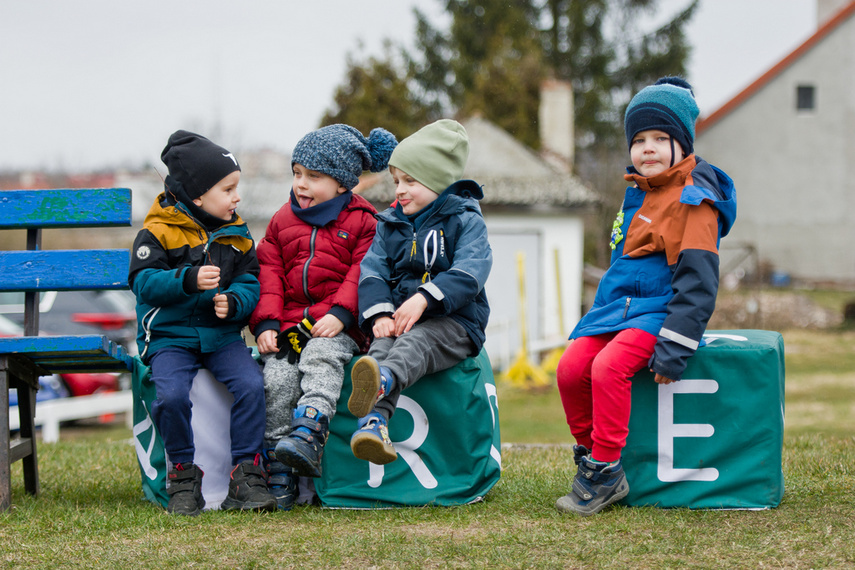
[
  {"xmin": 350, "ymin": 412, "xmax": 397, "ymax": 465},
  {"xmin": 263, "ymin": 448, "xmax": 297, "ymax": 511},
  {"xmin": 348, "ymin": 356, "xmax": 394, "ymax": 418},
  {"xmin": 555, "ymin": 456, "xmax": 629, "ymax": 516},
  {"xmin": 275, "ymin": 406, "xmax": 329, "ymax": 478}
]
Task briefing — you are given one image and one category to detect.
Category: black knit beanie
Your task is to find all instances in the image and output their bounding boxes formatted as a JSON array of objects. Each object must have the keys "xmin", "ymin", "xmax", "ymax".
[{"xmin": 161, "ymin": 130, "xmax": 241, "ymax": 200}]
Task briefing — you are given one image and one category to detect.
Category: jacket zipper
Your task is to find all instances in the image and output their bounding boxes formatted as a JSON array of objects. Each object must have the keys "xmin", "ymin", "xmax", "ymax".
[
  {"xmin": 302, "ymin": 227, "xmax": 318, "ymax": 306},
  {"xmin": 622, "ymin": 296, "xmax": 631, "ymax": 319},
  {"xmin": 140, "ymin": 306, "xmax": 162, "ymax": 360}
]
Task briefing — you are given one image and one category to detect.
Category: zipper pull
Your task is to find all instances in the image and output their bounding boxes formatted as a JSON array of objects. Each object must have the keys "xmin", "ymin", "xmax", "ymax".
[{"xmin": 622, "ymin": 297, "xmax": 631, "ymax": 318}]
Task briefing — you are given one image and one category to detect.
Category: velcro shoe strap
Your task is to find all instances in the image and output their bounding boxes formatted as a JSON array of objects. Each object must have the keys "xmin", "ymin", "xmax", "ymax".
[
  {"xmin": 167, "ymin": 477, "xmax": 198, "ymax": 495},
  {"xmin": 571, "ymin": 477, "xmax": 594, "ymax": 501},
  {"xmin": 168, "ymin": 467, "xmax": 199, "ymax": 483},
  {"xmin": 241, "ymin": 461, "xmax": 267, "ymax": 479},
  {"xmin": 291, "ymin": 415, "xmax": 322, "ymax": 433},
  {"xmin": 269, "ymin": 471, "xmax": 296, "ymax": 487}
]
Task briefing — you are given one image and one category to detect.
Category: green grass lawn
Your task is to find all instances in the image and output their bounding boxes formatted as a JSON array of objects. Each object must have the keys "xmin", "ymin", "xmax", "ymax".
[{"xmin": 1, "ymin": 329, "xmax": 854, "ymax": 568}]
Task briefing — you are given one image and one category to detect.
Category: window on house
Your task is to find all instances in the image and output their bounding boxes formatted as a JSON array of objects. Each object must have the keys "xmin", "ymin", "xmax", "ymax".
[{"xmin": 796, "ymin": 85, "xmax": 815, "ymax": 111}]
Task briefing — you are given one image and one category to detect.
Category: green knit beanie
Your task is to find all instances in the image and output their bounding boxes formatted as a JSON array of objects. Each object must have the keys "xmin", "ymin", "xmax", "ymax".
[{"xmin": 388, "ymin": 119, "xmax": 469, "ymax": 194}]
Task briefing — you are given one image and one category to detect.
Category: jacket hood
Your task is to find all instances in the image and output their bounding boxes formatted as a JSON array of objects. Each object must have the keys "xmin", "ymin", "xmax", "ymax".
[{"xmin": 146, "ymin": 192, "xmax": 251, "ymax": 235}]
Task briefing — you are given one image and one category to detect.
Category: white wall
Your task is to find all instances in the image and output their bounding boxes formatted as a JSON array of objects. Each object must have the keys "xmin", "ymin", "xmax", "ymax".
[{"xmin": 483, "ymin": 213, "xmax": 583, "ymax": 369}]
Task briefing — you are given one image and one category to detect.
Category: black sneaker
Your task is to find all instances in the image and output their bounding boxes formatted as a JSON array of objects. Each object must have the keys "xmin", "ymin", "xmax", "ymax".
[
  {"xmin": 220, "ymin": 454, "xmax": 277, "ymax": 512},
  {"xmin": 166, "ymin": 462, "xmax": 205, "ymax": 516}
]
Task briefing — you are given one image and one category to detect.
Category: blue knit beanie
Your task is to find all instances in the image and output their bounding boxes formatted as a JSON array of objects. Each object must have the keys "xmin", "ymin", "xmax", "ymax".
[
  {"xmin": 624, "ymin": 77, "xmax": 699, "ymax": 154},
  {"xmin": 291, "ymin": 124, "xmax": 398, "ymax": 190}
]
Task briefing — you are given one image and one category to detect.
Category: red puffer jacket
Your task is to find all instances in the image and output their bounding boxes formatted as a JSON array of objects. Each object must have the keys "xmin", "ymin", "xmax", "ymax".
[{"xmin": 250, "ymin": 193, "xmax": 377, "ymax": 349}]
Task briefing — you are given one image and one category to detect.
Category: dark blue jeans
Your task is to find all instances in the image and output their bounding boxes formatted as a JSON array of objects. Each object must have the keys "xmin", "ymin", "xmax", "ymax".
[{"xmin": 150, "ymin": 340, "xmax": 265, "ymax": 466}]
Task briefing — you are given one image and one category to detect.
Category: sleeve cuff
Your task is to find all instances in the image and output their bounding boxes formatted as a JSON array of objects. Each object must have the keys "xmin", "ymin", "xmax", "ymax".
[{"xmin": 328, "ymin": 305, "xmax": 356, "ymax": 330}]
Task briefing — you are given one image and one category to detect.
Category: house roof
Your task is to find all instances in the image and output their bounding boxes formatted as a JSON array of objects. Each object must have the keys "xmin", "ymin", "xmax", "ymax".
[
  {"xmin": 697, "ymin": 1, "xmax": 855, "ymax": 135},
  {"xmin": 356, "ymin": 116, "xmax": 598, "ymax": 211}
]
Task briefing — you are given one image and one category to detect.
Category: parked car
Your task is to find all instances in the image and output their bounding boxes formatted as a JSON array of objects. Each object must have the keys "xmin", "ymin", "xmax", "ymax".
[
  {"xmin": 0, "ymin": 289, "xmax": 137, "ymax": 355},
  {"xmin": 1, "ymin": 312, "xmax": 123, "ymax": 406}
]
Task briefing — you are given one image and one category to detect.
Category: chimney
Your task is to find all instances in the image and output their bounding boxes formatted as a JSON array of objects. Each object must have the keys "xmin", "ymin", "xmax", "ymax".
[
  {"xmin": 538, "ymin": 79, "xmax": 574, "ymax": 172},
  {"xmin": 818, "ymin": 0, "xmax": 851, "ymax": 25}
]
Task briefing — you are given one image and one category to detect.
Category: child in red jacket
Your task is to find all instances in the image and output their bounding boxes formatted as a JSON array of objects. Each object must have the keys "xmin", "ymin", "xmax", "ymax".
[{"xmin": 250, "ymin": 124, "xmax": 396, "ymax": 509}]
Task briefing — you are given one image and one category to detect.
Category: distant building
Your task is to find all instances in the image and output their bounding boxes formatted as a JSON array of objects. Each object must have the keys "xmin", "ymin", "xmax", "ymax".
[{"xmin": 696, "ymin": 0, "xmax": 855, "ymax": 284}]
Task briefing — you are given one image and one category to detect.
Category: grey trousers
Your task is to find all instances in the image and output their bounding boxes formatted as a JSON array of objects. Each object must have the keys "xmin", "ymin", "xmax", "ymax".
[
  {"xmin": 262, "ymin": 333, "xmax": 358, "ymax": 442},
  {"xmin": 368, "ymin": 316, "xmax": 474, "ymax": 420}
]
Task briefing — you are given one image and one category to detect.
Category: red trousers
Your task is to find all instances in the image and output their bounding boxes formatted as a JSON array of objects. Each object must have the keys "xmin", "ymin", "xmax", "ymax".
[{"xmin": 556, "ymin": 328, "xmax": 657, "ymax": 463}]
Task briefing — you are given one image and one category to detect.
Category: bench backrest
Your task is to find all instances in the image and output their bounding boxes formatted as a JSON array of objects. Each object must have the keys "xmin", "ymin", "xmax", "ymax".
[{"xmin": 0, "ymin": 188, "xmax": 132, "ymax": 335}]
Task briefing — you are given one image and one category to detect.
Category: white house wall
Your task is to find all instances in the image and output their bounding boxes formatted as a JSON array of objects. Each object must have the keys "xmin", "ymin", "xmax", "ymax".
[
  {"xmin": 483, "ymin": 213, "xmax": 583, "ymax": 368},
  {"xmin": 696, "ymin": 17, "xmax": 855, "ymax": 282}
]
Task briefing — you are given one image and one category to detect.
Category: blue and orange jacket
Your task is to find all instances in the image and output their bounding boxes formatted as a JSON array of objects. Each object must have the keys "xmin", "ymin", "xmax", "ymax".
[{"xmin": 570, "ymin": 155, "xmax": 737, "ymax": 380}]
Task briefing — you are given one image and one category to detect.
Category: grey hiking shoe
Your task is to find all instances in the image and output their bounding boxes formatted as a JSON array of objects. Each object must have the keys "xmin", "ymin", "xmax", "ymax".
[
  {"xmin": 220, "ymin": 455, "xmax": 277, "ymax": 512},
  {"xmin": 166, "ymin": 462, "xmax": 205, "ymax": 516},
  {"xmin": 555, "ymin": 456, "xmax": 629, "ymax": 516}
]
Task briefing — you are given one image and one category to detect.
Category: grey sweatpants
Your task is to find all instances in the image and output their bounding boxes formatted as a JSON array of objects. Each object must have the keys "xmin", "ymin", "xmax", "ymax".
[
  {"xmin": 262, "ymin": 333, "xmax": 358, "ymax": 442},
  {"xmin": 368, "ymin": 317, "xmax": 474, "ymax": 420}
]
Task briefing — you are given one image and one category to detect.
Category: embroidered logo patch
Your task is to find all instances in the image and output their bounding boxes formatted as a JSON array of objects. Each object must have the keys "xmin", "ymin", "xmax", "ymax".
[
  {"xmin": 337, "ymin": 230, "xmax": 349, "ymax": 240},
  {"xmin": 136, "ymin": 245, "xmax": 151, "ymax": 260}
]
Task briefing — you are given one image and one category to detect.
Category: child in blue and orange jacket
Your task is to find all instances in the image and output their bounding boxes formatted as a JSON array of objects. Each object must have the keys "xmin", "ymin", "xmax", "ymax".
[{"xmin": 554, "ymin": 77, "xmax": 737, "ymax": 516}]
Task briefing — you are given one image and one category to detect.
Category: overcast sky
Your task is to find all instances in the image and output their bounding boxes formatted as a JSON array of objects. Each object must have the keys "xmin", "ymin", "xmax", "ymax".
[{"xmin": 0, "ymin": 0, "xmax": 817, "ymax": 172}]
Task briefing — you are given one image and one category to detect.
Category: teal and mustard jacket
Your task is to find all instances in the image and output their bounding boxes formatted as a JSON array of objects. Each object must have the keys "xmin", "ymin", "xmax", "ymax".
[
  {"xmin": 570, "ymin": 155, "xmax": 737, "ymax": 380},
  {"xmin": 129, "ymin": 193, "xmax": 260, "ymax": 361}
]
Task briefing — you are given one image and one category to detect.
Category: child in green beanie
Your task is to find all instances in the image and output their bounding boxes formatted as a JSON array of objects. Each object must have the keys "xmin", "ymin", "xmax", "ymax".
[{"xmin": 348, "ymin": 119, "xmax": 493, "ymax": 465}]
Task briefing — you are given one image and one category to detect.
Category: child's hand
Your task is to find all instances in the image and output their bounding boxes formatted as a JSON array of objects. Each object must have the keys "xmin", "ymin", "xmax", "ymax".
[
  {"xmin": 654, "ymin": 373, "xmax": 675, "ymax": 385},
  {"xmin": 256, "ymin": 329, "xmax": 279, "ymax": 354},
  {"xmin": 393, "ymin": 294, "xmax": 428, "ymax": 336},
  {"xmin": 312, "ymin": 314, "xmax": 345, "ymax": 338},
  {"xmin": 213, "ymin": 293, "xmax": 230, "ymax": 319},
  {"xmin": 372, "ymin": 316, "xmax": 396, "ymax": 338},
  {"xmin": 197, "ymin": 265, "xmax": 221, "ymax": 291}
]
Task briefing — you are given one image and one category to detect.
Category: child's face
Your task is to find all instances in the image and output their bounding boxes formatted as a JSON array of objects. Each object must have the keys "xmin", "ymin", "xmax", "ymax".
[
  {"xmin": 630, "ymin": 129, "xmax": 685, "ymax": 177},
  {"xmin": 392, "ymin": 167, "xmax": 438, "ymax": 215},
  {"xmin": 193, "ymin": 170, "xmax": 241, "ymax": 221},
  {"xmin": 292, "ymin": 163, "xmax": 347, "ymax": 209}
]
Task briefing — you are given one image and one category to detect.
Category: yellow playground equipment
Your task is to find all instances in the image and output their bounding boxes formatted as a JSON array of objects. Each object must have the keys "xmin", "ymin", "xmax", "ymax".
[{"xmin": 502, "ymin": 251, "xmax": 551, "ymax": 388}]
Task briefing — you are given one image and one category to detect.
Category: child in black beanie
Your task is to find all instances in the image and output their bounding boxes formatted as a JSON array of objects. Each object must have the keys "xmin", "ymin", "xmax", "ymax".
[{"xmin": 129, "ymin": 130, "xmax": 275, "ymax": 515}]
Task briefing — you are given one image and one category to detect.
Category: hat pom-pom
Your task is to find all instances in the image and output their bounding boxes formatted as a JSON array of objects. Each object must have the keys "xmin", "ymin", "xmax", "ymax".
[
  {"xmin": 366, "ymin": 128, "xmax": 398, "ymax": 172},
  {"xmin": 655, "ymin": 76, "xmax": 694, "ymax": 96}
]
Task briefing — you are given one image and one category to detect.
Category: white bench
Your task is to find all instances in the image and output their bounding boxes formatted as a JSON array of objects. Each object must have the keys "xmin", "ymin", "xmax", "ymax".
[{"xmin": 9, "ymin": 390, "xmax": 133, "ymax": 443}]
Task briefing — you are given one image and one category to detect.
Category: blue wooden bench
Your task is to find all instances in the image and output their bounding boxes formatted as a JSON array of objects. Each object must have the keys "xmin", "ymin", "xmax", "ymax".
[{"xmin": 0, "ymin": 188, "xmax": 133, "ymax": 511}]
